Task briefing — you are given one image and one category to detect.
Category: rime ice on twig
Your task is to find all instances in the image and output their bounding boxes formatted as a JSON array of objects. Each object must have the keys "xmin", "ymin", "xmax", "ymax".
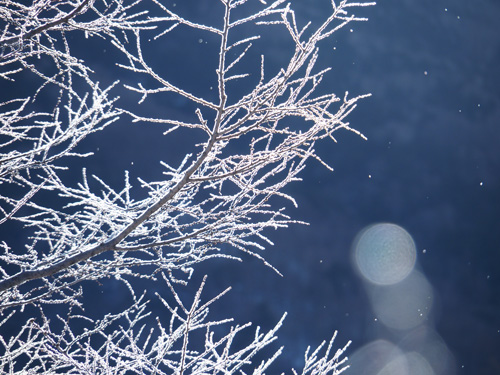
[
  {"xmin": 0, "ymin": 276, "xmax": 282, "ymax": 374},
  {"xmin": 0, "ymin": 0, "xmax": 374, "ymax": 373}
]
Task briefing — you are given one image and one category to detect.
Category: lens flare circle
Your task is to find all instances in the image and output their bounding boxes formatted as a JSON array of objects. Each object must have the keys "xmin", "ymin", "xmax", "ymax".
[{"xmin": 354, "ymin": 223, "xmax": 417, "ymax": 285}]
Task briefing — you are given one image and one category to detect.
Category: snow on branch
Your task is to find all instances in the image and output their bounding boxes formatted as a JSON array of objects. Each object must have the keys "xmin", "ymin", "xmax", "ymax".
[{"xmin": 0, "ymin": 0, "xmax": 374, "ymax": 372}]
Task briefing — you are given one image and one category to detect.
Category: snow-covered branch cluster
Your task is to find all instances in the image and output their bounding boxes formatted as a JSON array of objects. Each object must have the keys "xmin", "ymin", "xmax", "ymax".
[
  {"xmin": 0, "ymin": 275, "xmax": 350, "ymax": 374},
  {"xmin": 0, "ymin": 0, "xmax": 374, "ymax": 372}
]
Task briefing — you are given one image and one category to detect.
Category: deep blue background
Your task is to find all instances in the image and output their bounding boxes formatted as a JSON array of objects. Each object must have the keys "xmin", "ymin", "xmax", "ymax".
[{"xmin": 2, "ymin": 0, "xmax": 499, "ymax": 374}]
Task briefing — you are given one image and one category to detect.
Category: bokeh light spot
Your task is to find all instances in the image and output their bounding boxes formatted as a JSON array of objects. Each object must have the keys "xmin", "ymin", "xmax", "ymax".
[
  {"xmin": 369, "ymin": 271, "xmax": 434, "ymax": 331},
  {"xmin": 353, "ymin": 223, "xmax": 417, "ymax": 285}
]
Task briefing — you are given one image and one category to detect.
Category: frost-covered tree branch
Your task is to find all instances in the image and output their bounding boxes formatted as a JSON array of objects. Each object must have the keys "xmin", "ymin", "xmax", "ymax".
[
  {"xmin": 0, "ymin": 274, "xmax": 351, "ymax": 374},
  {"xmin": 0, "ymin": 0, "xmax": 374, "ymax": 373}
]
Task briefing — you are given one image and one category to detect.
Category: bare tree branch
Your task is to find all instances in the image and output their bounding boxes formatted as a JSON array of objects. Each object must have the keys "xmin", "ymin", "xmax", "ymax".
[{"xmin": 0, "ymin": 0, "xmax": 374, "ymax": 372}]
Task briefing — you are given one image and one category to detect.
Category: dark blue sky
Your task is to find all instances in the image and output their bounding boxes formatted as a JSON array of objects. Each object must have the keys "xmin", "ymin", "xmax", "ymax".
[
  {"xmin": 279, "ymin": 1, "xmax": 500, "ymax": 373},
  {"xmin": 2, "ymin": 0, "xmax": 499, "ymax": 374}
]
